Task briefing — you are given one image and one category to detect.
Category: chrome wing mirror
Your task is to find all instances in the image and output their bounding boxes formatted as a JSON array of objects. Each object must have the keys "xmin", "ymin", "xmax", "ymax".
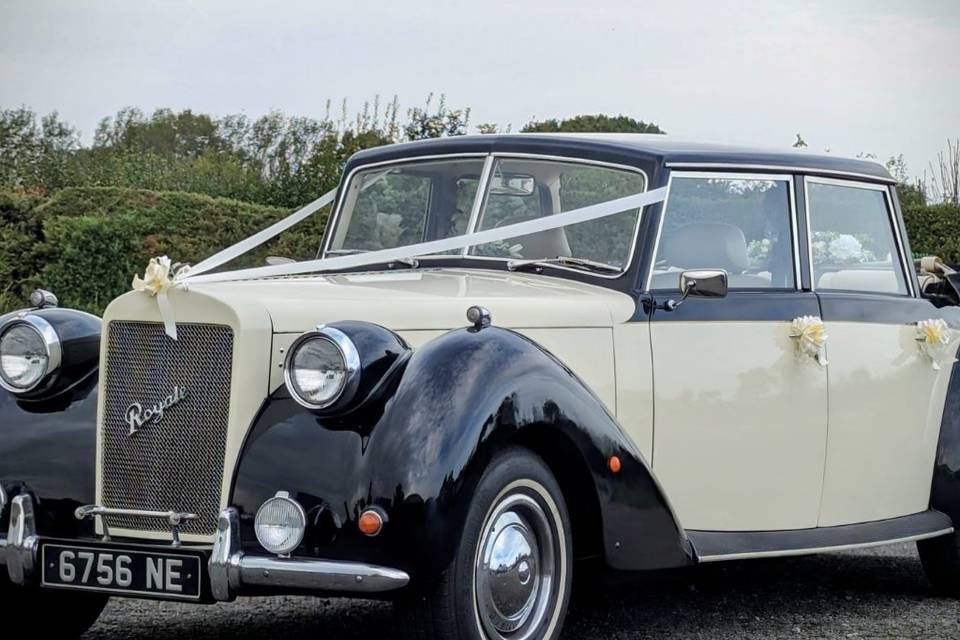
[{"xmin": 664, "ymin": 269, "xmax": 728, "ymax": 311}]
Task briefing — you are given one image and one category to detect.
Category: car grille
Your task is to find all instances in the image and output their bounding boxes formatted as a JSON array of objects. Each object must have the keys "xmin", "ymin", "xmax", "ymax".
[{"xmin": 100, "ymin": 321, "xmax": 234, "ymax": 536}]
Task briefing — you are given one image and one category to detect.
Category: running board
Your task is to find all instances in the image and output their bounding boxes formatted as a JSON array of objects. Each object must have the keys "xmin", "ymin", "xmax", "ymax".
[{"xmin": 689, "ymin": 510, "xmax": 954, "ymax": 563}]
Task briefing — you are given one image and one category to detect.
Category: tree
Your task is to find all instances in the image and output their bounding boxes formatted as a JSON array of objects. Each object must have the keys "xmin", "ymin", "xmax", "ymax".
[
  {"xmin": 522, "ymin": 114, "xmax": 664, "ymax": 134},
  {"xmin": 928, "ymin": 139, "xmax": 960, "ymax": 206}
]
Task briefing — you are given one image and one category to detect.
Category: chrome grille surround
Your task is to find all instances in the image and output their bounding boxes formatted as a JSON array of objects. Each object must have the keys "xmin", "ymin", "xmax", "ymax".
[{"xmin": 101, "ymin": 321, "xmax": 234, "ymax": 536}]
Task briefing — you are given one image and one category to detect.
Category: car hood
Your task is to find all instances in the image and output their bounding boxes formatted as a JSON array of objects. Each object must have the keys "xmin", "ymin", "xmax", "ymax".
[{"xmin": 186, "ymin": 268, "xmax": 636, "ymax": 332}]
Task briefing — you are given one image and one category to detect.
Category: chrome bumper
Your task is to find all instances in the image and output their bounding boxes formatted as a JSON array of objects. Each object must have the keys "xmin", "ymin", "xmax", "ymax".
[
  {"xmin": 1, "ymin": 497, "xmax": 410, "ymax": 599},
  {"xmin": 0, "ymin": 492, "xmax": 39, "ymax": 585},
  {"xmin": 209, "ymin": 508, "xmax": 410, "ymax": 601}
]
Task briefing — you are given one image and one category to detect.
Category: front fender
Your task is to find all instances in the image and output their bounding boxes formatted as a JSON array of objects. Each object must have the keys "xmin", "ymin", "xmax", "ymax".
[
  {"xmin": 232, "ymin": 326, "xmax": 691, "ymax": 579},
  {"xmin": 0, "ymin": 373, "xmax": 99, "ymax": 537}
]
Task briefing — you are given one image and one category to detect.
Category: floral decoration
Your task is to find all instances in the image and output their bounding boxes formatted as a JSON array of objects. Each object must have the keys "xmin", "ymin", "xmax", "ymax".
[
  {"xmin": 789, "ymin": 315, "xmax": 828, "ymax": 366},
  {"xmin": 916, "ymin": 318, "xmax": 953, "ymax": 371}
]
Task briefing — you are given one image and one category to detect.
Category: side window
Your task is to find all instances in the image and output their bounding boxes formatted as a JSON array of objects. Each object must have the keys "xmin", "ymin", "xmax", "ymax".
[
  {"xmin": 651, "ymin": 175, "xmax": 795, "ymax": 290},
  {"xmin": 807, "ymin": 181, "xmax": 908, "ymax": 295}
]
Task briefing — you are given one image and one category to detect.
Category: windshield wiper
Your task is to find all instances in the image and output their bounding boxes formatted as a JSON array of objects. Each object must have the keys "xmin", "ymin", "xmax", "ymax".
[
  {"xmin": 506, "ymin": 256, "xmax": 622, "ymax": 275},
  {"xmin": 326, "ymin": 249, "xmax": 419, "ymax": 269}
]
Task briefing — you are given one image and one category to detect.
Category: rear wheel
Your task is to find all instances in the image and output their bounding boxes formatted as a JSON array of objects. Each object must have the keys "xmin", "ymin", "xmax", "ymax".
[
  {"xmin": 396, "ymin": 447, "xmax": 573, "ymax": 640},
  {"xmin": 1, "ymin": 573, "xmax": 109, "ymax": 637},
  {"xmin": 918, "ymin": 531, "xmax": 960, "ymax": 596}
]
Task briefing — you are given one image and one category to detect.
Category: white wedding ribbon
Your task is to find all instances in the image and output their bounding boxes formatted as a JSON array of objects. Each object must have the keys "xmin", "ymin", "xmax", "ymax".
[
  {"xmin": 182, "ymin": 186, "xmax": 668, "ymax": 285},
  {"xmin": 138, "ymin": 184, "xmax": 668, "ymax": 338},
  {"xmin": 186, "ymin": 188, "xmax": 339, "ymax": 280}
]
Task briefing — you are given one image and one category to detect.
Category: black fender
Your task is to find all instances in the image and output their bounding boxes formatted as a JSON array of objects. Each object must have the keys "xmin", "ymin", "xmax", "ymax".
[
  {"xmin": 931, "ymin": 355, "xmax": 960, "ymax": 527},
  {"xmin": 0, "ymin": 373, "xmax": 99, "ymax": 536},
  {"xmin": 0, "ymin": 308, "xmax": 101, "ymax": 536},
  {"xmin": 232, "ymin": 325, "xmax": 693, "ymax": 581}
]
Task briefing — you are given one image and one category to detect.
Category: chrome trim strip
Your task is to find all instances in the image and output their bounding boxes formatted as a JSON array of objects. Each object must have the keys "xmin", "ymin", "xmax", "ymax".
[
  {"xmin": 240, "ymin": 556, "xmax": 411, "ymax": 593},
  {"xmin": 460, "ymin": 155, "xmax": 496, "ymax": 257},
  {"xmin": 646, "ymin": 171, "xmax": 798, "ymax": 292},
  {"xmin": 0, "ymin": 313, "xmax": 63, "ymax": 393},
  {"xmin": 665, "ymin": 162, "xmax": 896, "ymax": 184},
  {"xmin": 803, "ymin": 176, "xmax": 916, "ymax": 297},
  {"xmin": 209, "ymin": 508, "xmax": 410, "ymax": 601},
  {"xmin": 697, "ymin": 527, "xmax": 954, "ymax": 563},
  {"xmin": 0, "ymin": 484, "xmax": 7, "ymax": 564},
  {"xmin": 5, "ymin": 494, "xmax": 38, "ymax": 584}
]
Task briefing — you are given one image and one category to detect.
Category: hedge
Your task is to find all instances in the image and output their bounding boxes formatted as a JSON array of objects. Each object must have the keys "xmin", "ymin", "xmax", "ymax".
[
  {"xmin": 0, "ymin": 187, "xmax": 327, "ymax": 314},
  {"xmin": 902, "ymin": 204, "xmax": 960, "ymax": 265},
  {"xmin": 1, "ymin": 188, "xmax": 959, "ymax": 315}
]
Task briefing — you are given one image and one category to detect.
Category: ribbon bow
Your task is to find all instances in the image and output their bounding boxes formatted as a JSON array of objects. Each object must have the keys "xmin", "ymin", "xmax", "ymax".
[{"xmin": 131, "ymin": 256, "xmax": 190, "ymax": 339}]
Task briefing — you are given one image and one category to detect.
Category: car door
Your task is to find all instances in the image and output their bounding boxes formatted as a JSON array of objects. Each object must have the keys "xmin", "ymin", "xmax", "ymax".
[
  {"xmin": 806, "ymin": 177, "xmax": 957, "ymax": 526},
  {"xmin": 648, "ymin": 172, "xmax": 829, "ymax": 531}
]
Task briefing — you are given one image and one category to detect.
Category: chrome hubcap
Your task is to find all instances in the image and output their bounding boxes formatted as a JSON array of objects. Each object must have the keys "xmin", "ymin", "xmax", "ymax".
[{"xmin": 475, "ymin": 489, "xmax": 559, "ymax": 640}]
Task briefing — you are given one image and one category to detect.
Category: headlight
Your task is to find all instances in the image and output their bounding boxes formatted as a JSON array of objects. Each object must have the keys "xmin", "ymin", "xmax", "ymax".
[
  {"xmin": 255, "ymin": 492, "xmax": 307, "ymax": 556},
  {"xmin": 284, "ymin": 325, "xmax": 361, "ymax": 410},
  {"xmin": 0, "ymin": 315, "xmax": 62, "ymax": 393}
]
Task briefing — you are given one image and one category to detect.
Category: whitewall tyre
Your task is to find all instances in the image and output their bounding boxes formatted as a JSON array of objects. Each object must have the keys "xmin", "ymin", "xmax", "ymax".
[{"xmin": 396, "ymin": 447, "xmax": 573, "ymax": 640}]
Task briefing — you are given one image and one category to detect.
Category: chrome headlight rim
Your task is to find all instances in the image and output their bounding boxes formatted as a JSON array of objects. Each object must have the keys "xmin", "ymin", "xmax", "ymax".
[
  {"xmin": 283, "ymin": 324, "xmax": 362, "ymax": 411},
  {"xmin": 254, "ymin": 491, "xmax": 308, "ymax": 556},
  {"xmin": 0, "ymin": 314, "xmax": 62, "ymax": 394}
]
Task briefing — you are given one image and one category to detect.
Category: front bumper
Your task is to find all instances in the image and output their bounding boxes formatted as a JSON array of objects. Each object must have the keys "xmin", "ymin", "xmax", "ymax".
[
  {"xmin": 208, "ymin": 508, "xmax": 410, "ymax": 601},
  {"xmin": 1, "ymin": 494, "xmax": 410, "ymax": 599}
]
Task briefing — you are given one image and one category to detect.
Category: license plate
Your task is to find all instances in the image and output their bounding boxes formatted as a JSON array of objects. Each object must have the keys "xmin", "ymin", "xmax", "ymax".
[{"xmin": 41, "ymin": 543, "xmax": 203, "ymax": 600}]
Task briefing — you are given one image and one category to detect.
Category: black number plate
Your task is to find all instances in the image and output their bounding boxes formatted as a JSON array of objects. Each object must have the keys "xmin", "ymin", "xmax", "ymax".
[{"xmin": 41, "ymin": 543, "xmax": 203, "ymax": 600}]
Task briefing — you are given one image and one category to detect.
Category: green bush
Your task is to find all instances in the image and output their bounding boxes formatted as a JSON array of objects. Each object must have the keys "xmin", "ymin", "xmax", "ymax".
[
  {"xmin": 903, "ymin": 204, "xmax": 960, "ymax": 265},
  {"xmin": 0, "ymin": 187, "xmax": 328, "ymax": 314},
  {"xmin": 3, "ymin": 185, "xmax": 960, "ymax": 316}
]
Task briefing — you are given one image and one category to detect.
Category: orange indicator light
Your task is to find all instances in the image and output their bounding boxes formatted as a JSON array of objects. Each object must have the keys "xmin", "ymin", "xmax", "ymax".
[
  {"xmin": 608, "ymin": 456, "xmax": 622, "ymax": 474},
  {"xmin": 358, "ymin": 509, "xmax": 384, "ymax": 536}
]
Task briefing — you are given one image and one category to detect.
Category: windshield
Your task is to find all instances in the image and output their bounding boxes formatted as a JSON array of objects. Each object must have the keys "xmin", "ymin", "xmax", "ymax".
[{"xmin": 326, "ymin": 156, "xmax": 647, "ymax": 273}]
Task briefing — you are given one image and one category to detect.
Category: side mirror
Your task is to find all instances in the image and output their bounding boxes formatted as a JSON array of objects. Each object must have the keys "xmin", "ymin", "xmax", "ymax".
[{"xmin": 664, "ymin": 269, "xmax": 728, "ymax": 311}]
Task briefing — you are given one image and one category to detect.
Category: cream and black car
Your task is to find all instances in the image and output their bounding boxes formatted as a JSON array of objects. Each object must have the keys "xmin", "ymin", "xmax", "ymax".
[{"xmin": 3, "ymin": 134, "xmax": 960, "ymax": 639}]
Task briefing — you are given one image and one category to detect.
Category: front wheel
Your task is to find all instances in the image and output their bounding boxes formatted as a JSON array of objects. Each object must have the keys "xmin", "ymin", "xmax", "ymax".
[{"xmin": 396, "ymin": 447, "xmax": 573, "ymax": 640}]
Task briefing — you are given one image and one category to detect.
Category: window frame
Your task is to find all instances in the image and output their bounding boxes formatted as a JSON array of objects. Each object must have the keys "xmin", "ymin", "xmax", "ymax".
[
  {"xmin": 323, "ymin": 152, "xmax": 651, "ymax": 280},
  {"xmin": 803, "ymin": 176, "xmax": 916, "ymax": 298},
  {"xmin": 645, "ymin": 170, "xmax": 801, "ymax": 293}
]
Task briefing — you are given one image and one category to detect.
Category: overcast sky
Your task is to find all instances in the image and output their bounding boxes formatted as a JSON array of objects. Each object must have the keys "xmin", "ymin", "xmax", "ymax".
[{"xmin": 1, "ymin": 0, "xmax": 958, "ymax": 180}]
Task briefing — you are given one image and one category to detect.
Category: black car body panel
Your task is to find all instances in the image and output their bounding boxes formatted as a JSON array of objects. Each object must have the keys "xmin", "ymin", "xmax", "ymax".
[{"xmin": 232, "ymin": 326, "xmax": 693, "ymax": 577}]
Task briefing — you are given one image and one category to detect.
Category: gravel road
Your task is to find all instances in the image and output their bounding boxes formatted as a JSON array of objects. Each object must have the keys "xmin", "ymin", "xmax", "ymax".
[{"xmin": 84, "ymin": 543, "xmax": 960, "ymax": 639}]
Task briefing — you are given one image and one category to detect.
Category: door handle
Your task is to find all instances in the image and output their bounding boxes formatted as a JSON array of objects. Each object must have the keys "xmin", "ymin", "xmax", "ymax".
[{"xmin": 789, "ymin": 316, "xmax": 828, "ymax": 367}]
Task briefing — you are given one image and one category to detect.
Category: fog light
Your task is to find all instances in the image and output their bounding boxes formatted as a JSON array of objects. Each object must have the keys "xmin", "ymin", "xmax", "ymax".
[{"xmin": 255, "ymin": 491, "xmax": 307, "ymax": 556}]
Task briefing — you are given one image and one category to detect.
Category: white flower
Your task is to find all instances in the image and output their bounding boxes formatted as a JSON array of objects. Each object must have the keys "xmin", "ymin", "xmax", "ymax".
[
  {"xmin": 916, "ymin": 318, "xmax": 953, "ymax": 370},
  {"xmin": 132, "ymin": 256, "xmax": 173, "ymax": 297},
  {"xmin": 789, "ymin": 315, "xmax": 828, "ymax": 366}
]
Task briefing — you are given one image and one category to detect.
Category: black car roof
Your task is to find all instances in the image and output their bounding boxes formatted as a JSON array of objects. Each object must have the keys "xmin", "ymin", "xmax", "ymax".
[{"xmin": 347, "ymin": 133, "xmax": 894, "ymax": 183}]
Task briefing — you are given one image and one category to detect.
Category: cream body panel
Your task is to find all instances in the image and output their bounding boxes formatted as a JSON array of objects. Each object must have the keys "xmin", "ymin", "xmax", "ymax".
[
  {"xmin": 817, "ymin": 321, "xmax": 956, "ymax": 526},
  {"xmin": 230, "ymin": 268, "xmax": 636, "ymax": 331},
  {"xmin": 651, "ymin": 321, "xmax": 829, "ymax": 531},
  {"xmin": 613, "ymin": 323, "xmax": 655, "ymax": 461},
  {"xmin": 105, "ymin": 269, "xmax": 635, "ymax": 542},
  {"xmin": 98, "ymin": 287, "xmax": 273, "ymax": 544},
  {"xmin": 272, "ymin": 329, "xmax": 617, "ymax": 417}
]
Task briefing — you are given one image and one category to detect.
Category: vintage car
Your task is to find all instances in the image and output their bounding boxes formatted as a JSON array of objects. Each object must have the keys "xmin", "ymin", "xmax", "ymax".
[{"xmin": 3, "ymin": 134, "xmax": 960, "ymax": 639}]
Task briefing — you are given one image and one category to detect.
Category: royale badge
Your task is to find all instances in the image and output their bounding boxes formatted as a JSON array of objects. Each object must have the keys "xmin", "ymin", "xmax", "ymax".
[{"xmin": 125, "ymin": 386, "xmax": 188, "ymax": 436}]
